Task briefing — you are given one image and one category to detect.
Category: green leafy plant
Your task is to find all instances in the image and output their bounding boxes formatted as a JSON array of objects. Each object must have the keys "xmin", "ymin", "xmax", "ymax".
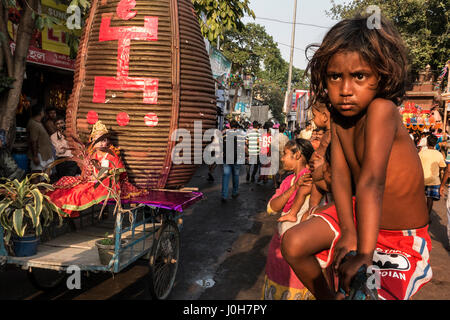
[
  {"xmin": 0, "ymin": 72, "xmax": 14, "ymax": 94},
  {"xmin": 0, "ymin": 173, "xmax": 68, "ymax": 244},
  {"xmin": 98, "ymin": 233, "xmax": 114, "ymax": 246}
]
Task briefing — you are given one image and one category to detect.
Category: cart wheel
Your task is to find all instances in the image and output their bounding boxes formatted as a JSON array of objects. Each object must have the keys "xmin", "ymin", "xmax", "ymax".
[
  {"xmin": 148, "ymin": 220, "xmax": 180, "ymax": 300},
  {"xmin": 27, "ymin": 268, "xmax": 67, "ymax": 292}
]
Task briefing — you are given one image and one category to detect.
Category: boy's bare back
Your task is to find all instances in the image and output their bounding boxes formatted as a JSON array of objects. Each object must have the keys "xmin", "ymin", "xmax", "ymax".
[{"xmin": 334, "ymin": 97, "xmax": 428, "ymax": 230}]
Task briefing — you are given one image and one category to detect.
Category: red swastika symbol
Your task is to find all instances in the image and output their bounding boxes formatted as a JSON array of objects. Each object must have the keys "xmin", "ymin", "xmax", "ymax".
[{"xmin": 92, "ymin": 3, "xmax": 159, "ymax": 104}]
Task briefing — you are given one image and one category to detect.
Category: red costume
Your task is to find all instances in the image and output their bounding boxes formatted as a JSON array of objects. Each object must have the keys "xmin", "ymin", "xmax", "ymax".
[
  {"xmin": 312, "ymin": 199, "xmax": 432, "ymax": 300},
  {"xmin": 47, "ymin": 145, "xmax": 141, "ymax": 218}
]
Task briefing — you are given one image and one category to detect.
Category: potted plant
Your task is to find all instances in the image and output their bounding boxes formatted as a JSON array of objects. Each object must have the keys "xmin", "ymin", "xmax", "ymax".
[
  {"xmin": 0, "ymin": 173, "xmax": 67, "ymax": 257},
  {"xmin": 95, "ymin": 232, "xmax": 127, "ymax": 265}
]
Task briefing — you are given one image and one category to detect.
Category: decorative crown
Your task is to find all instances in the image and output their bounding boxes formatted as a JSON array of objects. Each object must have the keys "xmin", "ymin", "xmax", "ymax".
[{"xmin": 90, "ymin": 120, "xmax": 108, "ymax": 141}]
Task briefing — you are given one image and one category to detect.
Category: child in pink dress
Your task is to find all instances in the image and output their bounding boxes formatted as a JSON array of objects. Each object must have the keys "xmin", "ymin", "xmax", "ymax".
[
  {"xmin": 272, "ymin": 139, "xmax": 314, "ymax": 223},
  {"xmin": 262, "ymin": 138, "xmax": 314, "ymax": 300}
]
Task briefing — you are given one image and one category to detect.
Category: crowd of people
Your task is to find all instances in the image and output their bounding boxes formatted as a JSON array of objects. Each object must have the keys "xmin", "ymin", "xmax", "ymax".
[{"xmin": 210, "ymin": 117, "xmax": 328, "ymax": 203}]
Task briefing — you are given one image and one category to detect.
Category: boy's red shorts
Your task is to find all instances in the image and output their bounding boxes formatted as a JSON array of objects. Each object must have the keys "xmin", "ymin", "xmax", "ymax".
[{"xmin": 312, "ymin": 201, "xmax": 432, "ymax": 300}]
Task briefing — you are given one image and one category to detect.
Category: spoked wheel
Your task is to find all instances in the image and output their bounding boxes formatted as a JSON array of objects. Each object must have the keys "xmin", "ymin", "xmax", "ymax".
[
  {"xmin": 27, "ymin": 268, "xmax": 67, "ymax": 292},
  {"xmin": 148, "ymin": 220, "xmax": 180, "ymax": 300}
]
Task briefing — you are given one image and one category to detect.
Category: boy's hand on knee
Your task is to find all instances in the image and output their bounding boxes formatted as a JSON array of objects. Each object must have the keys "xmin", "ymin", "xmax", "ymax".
[
  {"xmin": 338, "ymin": 252, "xmax": 373, "ymax": 295},
  {"xmin": 332, "ymin": 231, "xmax": 357, "ymax": 272}
]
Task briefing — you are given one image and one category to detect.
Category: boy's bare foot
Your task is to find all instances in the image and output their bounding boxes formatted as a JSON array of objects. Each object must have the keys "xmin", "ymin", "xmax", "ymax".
[{"xmin": 278, "ymin": 214, "xmax": 298, "ymax": 222}]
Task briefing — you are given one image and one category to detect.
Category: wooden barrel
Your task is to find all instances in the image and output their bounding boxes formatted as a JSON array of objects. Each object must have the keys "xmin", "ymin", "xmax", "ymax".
[{"xmin": 66, "ymin": 0, "xmax": 216, "ymax": 189}]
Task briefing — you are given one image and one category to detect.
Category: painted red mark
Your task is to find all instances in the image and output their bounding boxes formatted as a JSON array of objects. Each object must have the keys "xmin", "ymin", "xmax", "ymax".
[
  {"xmin": 87, "ymin": 110, "xmax": 98, "ymax": 124},
  {"xmin": 144, "ymin": 113, "xmax": 158, "ymax": 127},
  {"xmin": 92, "ymin": 8, "xmax": 159, "ymax": 104},
  {"xmin": 116, "ymin": 111, "xmax": 130, "ymax": 126},
  {"xmin": 116, "ymin": 0, "xmax": 137, "ymax": 20}
]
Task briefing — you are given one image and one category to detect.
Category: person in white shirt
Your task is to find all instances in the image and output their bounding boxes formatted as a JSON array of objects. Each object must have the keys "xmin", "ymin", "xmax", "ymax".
[
  {"xmin": 50, "ymin": 116, "xmax": 80, "ymax": 179},
  {"xmin": 298, "ymin": 122, "xmax": 313, "ymax": 140}
]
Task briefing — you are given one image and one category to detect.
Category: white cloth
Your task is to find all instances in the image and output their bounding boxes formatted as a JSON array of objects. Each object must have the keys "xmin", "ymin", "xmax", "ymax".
[
  {"xmin": 50, "ymin": 132, "xmax": 72, "ymax": 158},
  {"xmin": 30, "ymin": 153, "xmax": 54, "ymax": 171},
  {"xmin": 278, "ymin": 197, "xmax": 310, "ymax": 236}
]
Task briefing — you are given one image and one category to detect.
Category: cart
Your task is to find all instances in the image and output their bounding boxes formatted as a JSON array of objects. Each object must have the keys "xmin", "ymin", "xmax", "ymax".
[{"xmin": 0, "ymin": 189, "xmax": 203, "ymax": 300}]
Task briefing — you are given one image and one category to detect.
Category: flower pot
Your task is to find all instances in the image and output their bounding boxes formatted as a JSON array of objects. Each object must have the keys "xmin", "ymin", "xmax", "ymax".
[
  {"xmin": 13, "ymin": 234, "xmax": 39, "ymax": 257},
  {"xmin": 95, "ymin": 239, "xmax": 127, "ymax": 265}
]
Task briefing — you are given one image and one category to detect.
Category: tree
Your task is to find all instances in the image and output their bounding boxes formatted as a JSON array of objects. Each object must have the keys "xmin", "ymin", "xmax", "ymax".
[
  {"xmin": 252, "ymin": 78, "xmax": 285, "ymax": 123},
  {"xmin": 0, "ymin": 0, "xmax": 39, "ymax": 147},
  {"xmin": 221, "ymin": 23, "xmax": 309, "ymax": 123},
  {"xmin": 0, "ymin": 0, "xmax": 251, "ymax": 148},
  {"xmin": 0, "ymin": 0, "xmax": 88, "ymax": 148},
  {"xmin": 327, "ymin": 0, "xmax": 449, "ymax": 80},
  {"xmin": 192, "ymin": 0, "xmax": 255, "ymax": 42}
]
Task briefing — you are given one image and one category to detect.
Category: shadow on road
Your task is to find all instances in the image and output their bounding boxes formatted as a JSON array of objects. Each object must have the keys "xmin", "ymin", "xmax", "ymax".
[
  {"xmin": 428, "ymin": 209, "xmax": 450, "ymax": 256},
  {"xmin": 199, "ymin": 235, "xmax": 272, "ymax": 300}
]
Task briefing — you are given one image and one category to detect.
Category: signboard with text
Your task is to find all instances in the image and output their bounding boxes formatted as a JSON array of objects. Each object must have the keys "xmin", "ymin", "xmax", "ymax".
[{"xmin": 7, "ymin": 0, "xmax": 80, "ymax": 70}]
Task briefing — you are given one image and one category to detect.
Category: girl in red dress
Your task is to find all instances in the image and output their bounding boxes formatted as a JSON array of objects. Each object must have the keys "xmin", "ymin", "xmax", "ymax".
[{"xmin": 47, "ymin": 121, "xmax": 141, "ymax": 217}]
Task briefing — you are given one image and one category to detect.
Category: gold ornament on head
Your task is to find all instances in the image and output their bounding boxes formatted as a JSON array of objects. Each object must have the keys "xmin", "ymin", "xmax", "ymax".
[{"xmin": 90, "ymin": 120, "xmax": 108, "ymax": 142}]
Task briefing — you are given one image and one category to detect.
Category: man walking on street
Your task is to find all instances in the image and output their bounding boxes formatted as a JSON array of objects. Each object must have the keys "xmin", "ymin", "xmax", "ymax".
[
  {"xmin": 419, "ymin": 134, "xmax": 447, "ymax": 217},
  {"xmin": 221, "ymin": 120, "xmax": 246, "ymax": 202},
  {"xmin": 246, "ymin": 121, "xmax": 261, "ymax": 183}
]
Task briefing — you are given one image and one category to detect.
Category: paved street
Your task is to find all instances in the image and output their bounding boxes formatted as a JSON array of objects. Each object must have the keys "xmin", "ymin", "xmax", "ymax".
[{"xmin": 0, "ymin": 164, "xmax": 449, "ymax": 300}]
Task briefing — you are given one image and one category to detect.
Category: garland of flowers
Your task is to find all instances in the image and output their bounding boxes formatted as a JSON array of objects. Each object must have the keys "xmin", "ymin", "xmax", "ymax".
[
  {"xmin": 228, "ymin": 73, "xmax": 243, "ymax": 88},
  {"xmin": 398, "ymin": 101, "xmax": 444, "ymax": 132},
  {"xmin": 16, "ymin": 94, "xmax": 30, "ymax": 115},
  {"xmin": 49, "ymin": 88, "xmax": 69, "ymax": 110}
]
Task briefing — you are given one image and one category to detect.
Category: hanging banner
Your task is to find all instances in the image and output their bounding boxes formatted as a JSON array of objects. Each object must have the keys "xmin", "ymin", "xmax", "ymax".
[
  {"xmin": 209, "ymin": 47, "xmax": 232, "ymax": 80},
  {"xmin": 7, "ymin": 0, "xmax": 80, "ymax": 70}
]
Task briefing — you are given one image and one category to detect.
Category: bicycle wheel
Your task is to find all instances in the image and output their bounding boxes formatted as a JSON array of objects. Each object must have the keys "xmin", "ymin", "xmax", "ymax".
[
  {"xmin": 27, "ymin": 268, "xmax": 67, "ymax": 292},
  {"xmin": 148, "ymin": 220, "xmax": 180, "ymax": 300}
]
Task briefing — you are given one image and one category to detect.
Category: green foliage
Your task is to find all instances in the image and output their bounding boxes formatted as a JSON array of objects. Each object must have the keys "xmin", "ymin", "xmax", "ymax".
[
  {"xmin": 327, "ymin": 0, "xmax": 449, "ymax": 76},
  {"xmin": 222, "ymin": 23, "xmax": 309, "ymax": 121},
  {"xmin": 0, "ymin": 173, "xmax": 67, "ymax": 244},
  {"xmin": 252, "ymin": 78, "xmax": 285, "ymax": 123},
  {"xmin": 66, "ymin": 32, "xmax": 79, "ymax": 60},
  {"xmin": 192, "ymin": 0, "xmax": 255, "ymax": 42},
  {"xmin": 98, "ymin": 233, "xmax": 114, "ymax": 246},
  {"xmin": 222, "ymin": 23, "xmax": 279, "ymax": 77},
  {"xmin": 0, "ymin": 71, "xmax": 14, "ymax": 94},
  {"xmin": 1, "ymin": 0, "xmax": 16, "ymax": 8}
]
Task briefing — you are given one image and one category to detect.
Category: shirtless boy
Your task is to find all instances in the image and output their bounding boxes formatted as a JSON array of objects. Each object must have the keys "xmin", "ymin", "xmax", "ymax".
[{"xmin": 282, "ymin": 15, "xmax": 431, "ymax": 300}]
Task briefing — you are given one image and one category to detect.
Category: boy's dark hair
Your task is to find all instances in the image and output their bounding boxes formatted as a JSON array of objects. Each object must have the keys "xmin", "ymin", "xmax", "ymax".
[
  {"xmin": 306, "ymin": 14, "xmax": 409, "ymax": 107},
  {"xmin": 263, "ymin": 121, "xmax": 273, "ymax": 130},
  {"xmin": 285, "ymin": 138, "xmax": 315, "ymax": 163},
  {"xmin": 31, "ymin": 104, "xmax": 43, "ymax": 117},
  {"xmin": 427, "ymin": 134, "xmax": 438, "ymax": 147},
  {"xmin": 279, "ymin": 123, "xmax": 286, "ymax": 133},
  {"xmin": 55, "ymin": 115, "xmax": 65, "ymax": 122},
  {"xmin": 230, "ymin": 120, "xmax": 239, "ymax": 129}
]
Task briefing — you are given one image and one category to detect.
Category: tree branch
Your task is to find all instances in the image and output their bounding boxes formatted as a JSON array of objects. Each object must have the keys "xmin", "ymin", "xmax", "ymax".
[
  {"xmin": 13, "ymin": 0, "xmax": 37, "ymax": 75},
  {"xmin": 0, "ymin": 3, "xmax": 14, "ymax": 77}
]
